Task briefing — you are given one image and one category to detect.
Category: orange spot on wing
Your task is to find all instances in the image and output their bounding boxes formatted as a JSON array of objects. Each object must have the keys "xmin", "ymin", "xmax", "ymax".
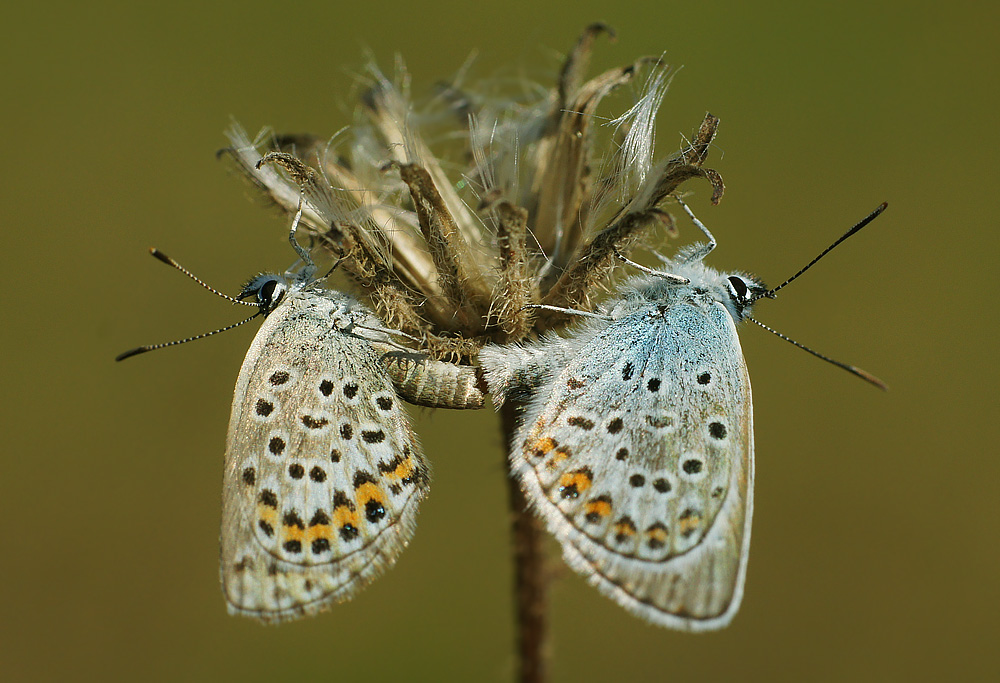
[
  {"xmin": 584, "ymin": 498, "xmax": 612, "ymax": 519},
  {"xmin": 355, "ymin": 482, "xmax": 386, "ymax": 507},
  {"xmin": 678, "ymin": 512, "xmax": 702, "ymax": 537},
  {"xmin": 646, "ymin": 525, "xmax": 668, "ymax": 543},
  {"xmin": 558, "ymin": 469, "xmax": 592, "ymax": 495},
  {"xmin": 388, "ymin": 456, "xmax": 414, "ymax": 481},
  {"xmin": 256, "ymin": 506, "xmax": 277, "ymax": 524},
  {"xmin": 529, "ymin": 436, "xmax": 557, "ymax": 458},
  {"xmin": 332, "ymin": 506, "xmax": 359, "ymax": 527},
  {"xmin": 613, "ymin": 518, "xmax": 636, "ymax": 538},
  {"xmin": 307, "ymin": 525, "xmax": 331, "ymax": 542},
  {"xmin": 544, "ymin": 447, "xmax": 572, "ymax": 470}
]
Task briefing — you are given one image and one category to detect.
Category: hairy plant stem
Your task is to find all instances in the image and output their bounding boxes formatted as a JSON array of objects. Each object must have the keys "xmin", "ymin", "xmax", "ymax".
[{"xmin": 501, "ymin": 402, "xmax": 548, "ymax": 683}]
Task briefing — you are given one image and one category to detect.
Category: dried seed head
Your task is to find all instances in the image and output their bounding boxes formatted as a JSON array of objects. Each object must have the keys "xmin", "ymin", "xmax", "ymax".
[{"xmin": 220, "ymin": 26, "xmax": 725, "ymax": 358}]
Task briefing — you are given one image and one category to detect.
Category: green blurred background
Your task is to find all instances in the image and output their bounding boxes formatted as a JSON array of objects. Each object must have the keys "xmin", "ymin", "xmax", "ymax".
[{"xmin": 3, "ymin": 2, "xmax": 997, "ymax": 681}]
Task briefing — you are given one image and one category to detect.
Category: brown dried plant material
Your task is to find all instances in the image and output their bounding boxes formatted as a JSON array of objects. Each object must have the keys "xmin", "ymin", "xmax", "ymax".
[
  {"xmin": 538, "ymin": 113, "xmax": 723, "ymax": 326},
  {"xmin": 393, "ymin": 162, "xmax": 491, "ymax": 331},
  {"xmin": 362, "ymin": 80, "xmax": 487, "ymax": 252},
  {"xmin": 265, "ymin": 132, "xmax": 447, "ymax": 312},
  {"xmin": 530, "ymin": 57, "xmax": 663, "ymax": 272},
  {"xmin": 221, "ymin": 34, "xmax": 725, "ymax": 349},
  {"xmin": 489, "ymin": 200, "xmax": 535, "ymax": 342}
]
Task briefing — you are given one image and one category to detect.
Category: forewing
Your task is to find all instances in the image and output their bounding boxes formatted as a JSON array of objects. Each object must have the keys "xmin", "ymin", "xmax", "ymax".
[
  {"xmin": 220, "ymin": 292, "xmax": 428, "ymax": 623},
  {"xmin": 512, "ymin": 301, "xmax": 753, "ymax": 630}
]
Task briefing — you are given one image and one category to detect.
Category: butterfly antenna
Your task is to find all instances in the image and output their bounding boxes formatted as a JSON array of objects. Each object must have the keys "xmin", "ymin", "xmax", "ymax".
[
  {"xmin": 115, "ymin": 312, "xmax": 262, "ymax": 361},
  {"xmin": 747, "ymin": 316, "xmax": 887, "ymax": 390},
  {"xmin": 148, "ymin": 249, "xmax": 257, "ymax": 307},
  {"xmin": 763, "ymin": 202, "xmax": 888, "ymax": 299}
]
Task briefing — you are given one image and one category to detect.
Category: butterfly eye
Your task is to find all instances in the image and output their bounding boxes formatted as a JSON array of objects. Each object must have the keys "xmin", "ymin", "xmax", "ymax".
[
  {"xmin": 238, "ymin": 275, "xmax": 287, "ymax": 314},
  {"xmin": 256, "ymin": 279, "xmax": 287, "ymax": 311},
  {"xmin": 727, "ymin": 276, "xmax": 749, "ymax": 301}
]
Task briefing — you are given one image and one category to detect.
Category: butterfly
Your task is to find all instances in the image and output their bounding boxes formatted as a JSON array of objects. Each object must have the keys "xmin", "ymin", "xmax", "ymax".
[
  {"xmin": 218, "ymin": 270, "xmax": 433, "ymax": 622},
  {"xmin": 479, "ymin": 200, "xmax": 886, "ymax": 630},
  {"xmin": 119, "ymin": 216, "xmax": 483, "ymax": 623}
]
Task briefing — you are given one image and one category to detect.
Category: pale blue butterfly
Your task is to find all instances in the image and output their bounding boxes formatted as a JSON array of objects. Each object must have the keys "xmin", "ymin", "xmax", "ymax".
[{"xmin": 479, "ymin": 200, "xmax": 886, "ymax": 630}]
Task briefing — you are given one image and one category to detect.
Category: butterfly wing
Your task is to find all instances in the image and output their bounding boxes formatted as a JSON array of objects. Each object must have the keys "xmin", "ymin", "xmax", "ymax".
[
  {"xmin": 220, "ymin": 290, "xmax": 428, "ymax": 623},
  {"xmin": 508, "ymin": 300, "xmax": 752, "ymax": 630}
]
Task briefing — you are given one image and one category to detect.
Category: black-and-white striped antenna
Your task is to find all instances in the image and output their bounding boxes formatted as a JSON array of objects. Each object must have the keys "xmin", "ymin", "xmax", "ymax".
[
  {"xmin": 750, "ymin": 202, "xmax": 889, "ymax": 390},
  {"xmin": 747, "ymin": 316, "xmax": 887, "ymax": 390},
  {"xmin": 116, "ymin": 248, "xmax": 262, "ymax": 361},
  {"xmin": 758, "ymin": 202, "xmax": 888, "ymax": 300}
]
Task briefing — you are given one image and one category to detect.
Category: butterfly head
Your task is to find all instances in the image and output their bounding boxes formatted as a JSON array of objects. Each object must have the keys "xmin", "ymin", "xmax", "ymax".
[
  {"xmin": 238, "ymin": 273, "xmax": 292, "ymax": 317},
  {"xmin": 647, "ymin": 254, "xmax": 769, "ymax": 325},
  {"xmin": 722, "ymin": 272, "xmax": 770, "ymax": 321}
]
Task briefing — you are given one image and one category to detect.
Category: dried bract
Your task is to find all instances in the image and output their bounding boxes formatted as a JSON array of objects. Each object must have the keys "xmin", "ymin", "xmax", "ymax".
[{"xmin": 220, "ymin": 24, "xmax": 724, "ymax": 357}]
